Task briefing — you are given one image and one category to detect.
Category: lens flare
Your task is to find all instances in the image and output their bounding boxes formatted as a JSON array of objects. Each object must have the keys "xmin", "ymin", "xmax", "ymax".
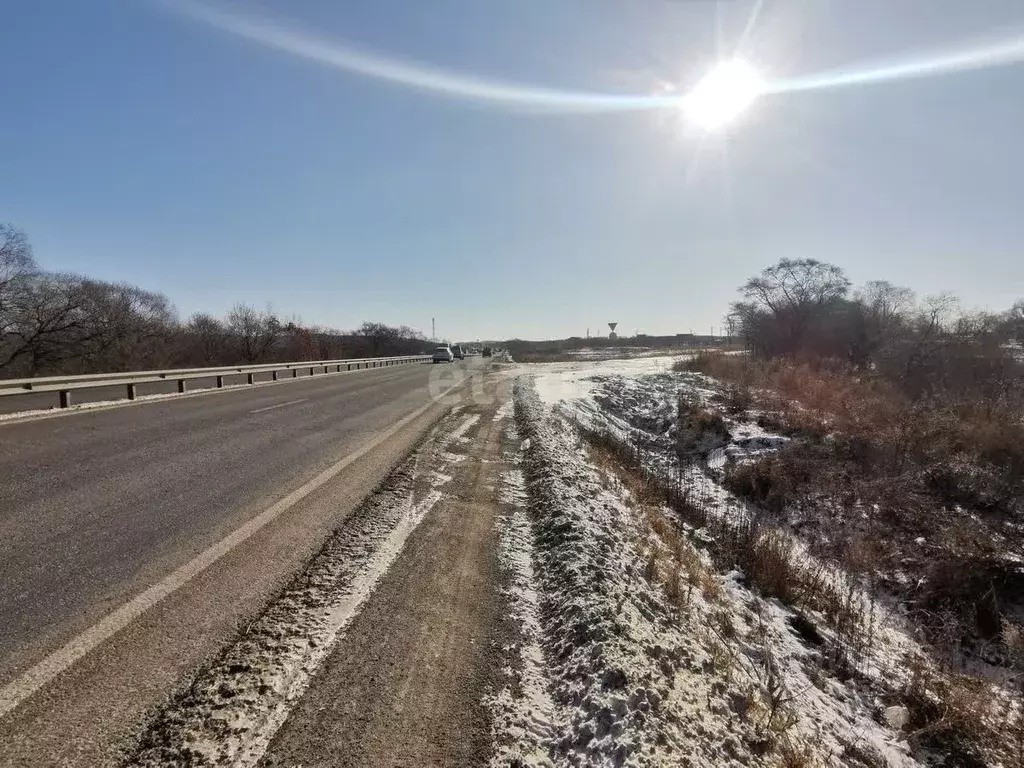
[
  {"xmin": 768, "ymin": 33, "xmax": 1024, "ymax": 95},
  {"xmin": 163, "ymin": 0, "xmax": 1024, "ymax": 120},
  {"xmin": 162, "ymin": 0, "xmax": 680, "ymax": 113}
]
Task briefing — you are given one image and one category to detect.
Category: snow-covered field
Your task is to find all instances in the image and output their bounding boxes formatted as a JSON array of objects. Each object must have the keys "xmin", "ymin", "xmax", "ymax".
[
  {"xmin": 558, "ymin": 347, "xmax": 699, "ymax": 361},
  {"xmin": 529, "ymin": 356, "xmax": 684, "ymax": 405},
  {"xmin": 496, "ymin": 356, "xmax": 1018, "ymax": 766}
]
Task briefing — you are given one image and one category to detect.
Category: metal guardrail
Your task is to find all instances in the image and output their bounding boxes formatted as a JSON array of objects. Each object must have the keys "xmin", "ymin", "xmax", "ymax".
[{"xmin": 0, "ymin": 355, "xmax": 433, "ymax": 408}]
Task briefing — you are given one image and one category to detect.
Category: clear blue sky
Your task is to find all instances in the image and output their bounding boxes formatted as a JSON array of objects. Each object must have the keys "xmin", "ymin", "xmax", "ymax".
[{"xmin": 3, "ymin": 0, "xmax": 1023, "ymax": 340}]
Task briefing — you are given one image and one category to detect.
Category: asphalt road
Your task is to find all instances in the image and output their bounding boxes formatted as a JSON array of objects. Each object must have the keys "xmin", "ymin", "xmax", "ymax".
[{"xmin": 0, "ymin": 360, "xmax": 471, "ymax": 725}]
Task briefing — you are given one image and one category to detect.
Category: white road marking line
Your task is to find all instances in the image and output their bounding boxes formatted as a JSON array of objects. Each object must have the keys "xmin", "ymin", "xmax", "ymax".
[
  {"xmin": 249, "ymin": 398, "xmax": 308, "ymax": 414},
  {"xmin": 0, "ymin": 383, "xmax": 464, "ymax": 721}
]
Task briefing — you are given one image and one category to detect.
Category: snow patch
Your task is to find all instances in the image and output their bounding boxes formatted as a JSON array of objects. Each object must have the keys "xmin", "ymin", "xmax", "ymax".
[{"xmin": 489, "ymin": 457, "xmax": 561, "ymax": 767}]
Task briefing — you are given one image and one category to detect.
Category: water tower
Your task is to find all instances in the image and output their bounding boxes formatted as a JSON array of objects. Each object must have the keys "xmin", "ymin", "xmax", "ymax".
[{"xmin": 608, "ymin": 322, "xmax": 618, "ymax": 340}]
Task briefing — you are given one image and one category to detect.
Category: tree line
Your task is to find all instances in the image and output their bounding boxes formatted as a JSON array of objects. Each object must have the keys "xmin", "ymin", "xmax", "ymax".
[
  {"xmin": 728, "ymin": 257, "xmax": 1024, "ymax": 404},
  {"xmin": 0, "ymin": 224, "xmax": 429, "ymax": 378}
]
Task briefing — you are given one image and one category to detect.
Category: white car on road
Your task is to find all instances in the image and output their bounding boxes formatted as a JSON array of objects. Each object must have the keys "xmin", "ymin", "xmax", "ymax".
[{"xmin": 432, "ymin": 346, "xmax": 454, "ymax": 363}]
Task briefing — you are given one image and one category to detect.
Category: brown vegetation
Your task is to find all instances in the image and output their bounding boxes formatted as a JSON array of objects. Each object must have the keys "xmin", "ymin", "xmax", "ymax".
[
  {"xmin": 657, "ymin": 257, "xmax": 1024, "ymax": 763},
  {"xmin": 585, "ymin": 428, "xmax": 1008, "ymax": 765},
  {"xmin": 686, "ymin": 351, "xmax": 1024, "ymax": 652}
]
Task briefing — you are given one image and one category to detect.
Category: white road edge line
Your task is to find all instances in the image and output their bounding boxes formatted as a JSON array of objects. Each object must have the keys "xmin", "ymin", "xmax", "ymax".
[
  {"xmin": 249, "ymin": 398, "xmax": 308, "ymax": 414},
  {"xmin": 0, "ymin": 383, "xmax": 462, "ymax": 721}
]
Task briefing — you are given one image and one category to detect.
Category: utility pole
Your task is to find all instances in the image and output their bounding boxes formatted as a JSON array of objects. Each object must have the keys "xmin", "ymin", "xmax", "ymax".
[{"xmin": 432, "ymin": 317, "xmax": 435, "ymax": 342}]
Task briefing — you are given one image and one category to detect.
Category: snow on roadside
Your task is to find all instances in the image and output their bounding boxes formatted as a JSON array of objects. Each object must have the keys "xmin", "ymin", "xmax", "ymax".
[
  {"xmin": 129, "ymin": 412, "xmax": 477, "ymax": 768},
  {"xmin": 488, "ymin": 398, "xmax": 565, "ymax": 767},
  {"xmin": 512, "ymin": 377, "xmax": 763, "ymax": 767},
  {"xmin": 511, "ymin": 375, "xmax": 923, "ymax": 767},
  {"xmin": 488, "ymin": 418, "xmax": 560, "ymax": 767}
]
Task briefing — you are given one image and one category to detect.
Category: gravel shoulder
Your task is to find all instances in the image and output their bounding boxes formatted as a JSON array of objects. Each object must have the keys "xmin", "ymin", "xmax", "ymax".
[{"xmin": 259, "ymin": 372, "xmax": 513, "ymax": 767}]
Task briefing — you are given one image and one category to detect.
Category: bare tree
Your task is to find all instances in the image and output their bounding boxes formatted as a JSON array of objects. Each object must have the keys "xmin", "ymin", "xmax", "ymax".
[
  {"xmin": 0, "ymin": 224, "xmax": 36, "ymax": 289},
  {"xmin": 859, "ymin": 281, "xmax": 915, "ymax": 332},
  {"xmin": 739, "ymin": 258, "xmax": 850, "ymax": 357},
  {"xmin": 0, "ymin": 273, "xmax": 96, "ymax": 375},
  {"xmin": 226, "ymin": 304, "xmax": 280, "ymax": 363},
  {"xmin": 0, "ymin": 224, "xmax": 437, "ymax": 376},
  {"xmin": 357, "ymin": 321, "xmax": 398, "ymax": 356},
  {"xmin": 1002, "ymin": 300, "xmax": 1024, "ymax": 344},
  {"xmin": 845, "ymin": 280, "xmax": 917, "ymax": 366},
  {"xmin": 0, "ymin": 224, "xmax": 38, "ymax": 342},
  {"xmin": 76, "ymin": 281, "xmax": 177, "ymax": 371},
  {"xmin": 187, "ymin": 313, "xmax": 230, "ymax": 365}
]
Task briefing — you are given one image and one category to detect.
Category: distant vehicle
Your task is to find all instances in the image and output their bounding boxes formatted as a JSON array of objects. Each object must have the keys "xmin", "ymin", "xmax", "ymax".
[
  {"xmin": 451, "ymin": 344, "xmax": 465, "ymax": 360},
  {"xmin": 432, "ymin": 346, "xmax": 454, "ymax": 363},
  {"xmin": 482, "ymin": 347, "xmax": 492, "ymax": 357}
]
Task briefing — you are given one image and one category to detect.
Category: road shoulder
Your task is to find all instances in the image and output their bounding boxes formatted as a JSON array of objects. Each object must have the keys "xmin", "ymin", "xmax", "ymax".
[{"xmin": 260, "ymin": 377, "xmax": 512, "ymax": 767}]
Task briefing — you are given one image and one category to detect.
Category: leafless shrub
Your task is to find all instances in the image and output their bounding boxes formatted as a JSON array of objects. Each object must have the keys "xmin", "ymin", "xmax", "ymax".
[
  {"xmin": 900, "ymin": 654, "xmax": 993, "ymax": 767},
  {"xmin": 676, "ymin": 393, "xmax": 730, "ymax": 459},
  {"xmin": 643, "ymin": 547, "xmax": 660, "ymax": 585},
  {"xmin": 776, "ymin": 734, "xmax": 824, "ymax": 768},
  {"xmin": 749, "ymin": 648, "xmax": 801, "ymax": 746}
]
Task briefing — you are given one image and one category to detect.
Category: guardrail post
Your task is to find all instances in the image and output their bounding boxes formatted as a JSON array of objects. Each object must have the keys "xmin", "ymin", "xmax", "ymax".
[
  {"xmin": 247, "ymin": 373, "xmax": 255, "ymax": 385},
  {"xmin": 127, "ymin": 383, "xmax": 136, "ymax": 401},
  {"xmin": 216, "ymin": 375, "xmax": 224, "ymax": 388},
  {"xmin": 272, "ymin": 370, "xmax": 278, "ymax": 381},
  {"xmin": 292, "ymin": 369, "xmax": 298, "ymax": 378},
  {"xmin": 59, "ymin": 390, "xmax": 71, "ymax": 408},
  {"xmin": 177, "ymin": 379, "xmax": 187, "ymax": 394},
  {"xmin": 347, "ymin": 363, "xmax": 352, "ymax": 371}
]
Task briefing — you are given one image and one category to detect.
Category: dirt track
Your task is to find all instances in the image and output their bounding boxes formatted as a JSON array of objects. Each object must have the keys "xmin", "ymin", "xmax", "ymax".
[
  {"xmin": 260, "ymin": 380, "xmax": 507, "ymax": 768},
  {"xmin": 260, "ymin": 379, "xmax": 512, "ymax": 766}
]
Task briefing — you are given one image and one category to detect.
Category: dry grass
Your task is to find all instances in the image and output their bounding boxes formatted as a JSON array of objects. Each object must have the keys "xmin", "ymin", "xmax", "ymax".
[
  {"xmin": 582, "ymin": 424, "xmax": 1019, "ymax": 765},
  {"xmin": 676, "ymin": 393, "xmax": 731, "ymax": 459},
  {"xmin": 685, "ymin": 353, "xmax": 1024, "ymax": 660},
  {"xmin": 688, "ymin": 353, "xmax": 1024, "ymax": 494},
  {"xmin": 668, "ymin": 353, "xmax": 1024, "ymax": 764},
  {"xmin": 585, "ymin": 435, "xmax": 1024, "ymax": 765},
  {"xmin": 586, "ymin": 436, "xmax": 871, "ymax": 657},
  {"xmin": 899, "ymin": 655, "xmax": 996, "ymax": 767}
]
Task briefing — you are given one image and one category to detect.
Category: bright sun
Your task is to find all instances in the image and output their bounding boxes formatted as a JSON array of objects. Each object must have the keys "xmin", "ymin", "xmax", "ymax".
[{"xmin": 683, "ymin": 60, "xmax": 765, "ymax": 131}]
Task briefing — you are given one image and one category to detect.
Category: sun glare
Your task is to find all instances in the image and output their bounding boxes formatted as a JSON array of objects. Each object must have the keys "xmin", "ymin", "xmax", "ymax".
[{"xmin": 683, "ymin": 59, "xmax": 764, "ymax": 131}]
